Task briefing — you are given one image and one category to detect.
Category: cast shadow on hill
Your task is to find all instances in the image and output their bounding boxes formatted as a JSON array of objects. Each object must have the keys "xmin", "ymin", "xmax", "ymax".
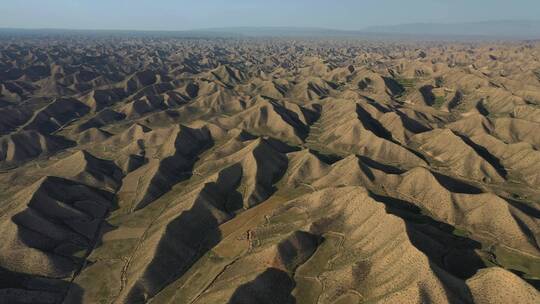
[
  {"xmin": 353, "ymin": 106, "xmax": 430, "ymax": 163},
  {"xmin": 419, "ymin": 85, "xmax": 436, "ymax": 106},
  {"xmin": 270, "ymin": 100, "xmax": 313, "ymax": 141},
  {"xmin": 61, "ymin": 282, "xmax": 85, "ymax": 304},
  {"xmin": 124, "ymin": 183, "xmax": 231, "ymax": 302},
  {"xmin": 359, "ymin": 95, "xmax": 391, "ymax": 113},
  {"xmin": 382, "ymin": 76, "xmax": 405, "ymax": 96},
  {"xmin": 356, "ymin": 104, "xmax": 394, "ymax": 141},
  {"xmin": 507, "ymin": 207, "xmax": 540, "ymax": 259},
  {"xmin": 358, "ymin": 155, "xmax": 406, "ymax": 174},
  {"xmin": 0, "ymin": 266, "xmax": 84, "ymax": 304},
  {"xmin": 228, "ymin": 268, "xmax": 296, "ymax": 304},
  {"xmin": 370, "ymin": 192, "xmax": 483, "ymax": 303},
  {"xmin": 125, "ymin": 153, "xmax": 289, "ymax": 301},
  {"xmin": 430, "ymin": 171, "xmax": 483, "ymax": 194},
  {"xmin": 11, "ymin": 176, "xmax": 118, "ymax": 278},
  {"xmin": 10, "ymin": 181, "xmax": 118, "ymax": 303},
  {"xmin": 506, "ymin": 198, "xmax": 540, "ymax": 219},
  {"xmin": 454, "ymin": 132, "xmax": 508, "ymax": 178}
]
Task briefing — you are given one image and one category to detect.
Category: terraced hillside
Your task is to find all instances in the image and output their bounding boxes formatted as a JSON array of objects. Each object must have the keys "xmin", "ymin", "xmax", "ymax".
[{"xmin": 0, "ymin": 36, "xmax": 539, "ymax": 304}]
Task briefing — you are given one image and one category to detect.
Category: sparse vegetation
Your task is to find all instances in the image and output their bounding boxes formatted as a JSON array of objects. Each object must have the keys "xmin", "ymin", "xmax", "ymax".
[
  {"xmin": 433, "ymin": 96, "xmax": 446, "ymax": 108},
  {"xmin": 493, "ymin": 246, "xmax": 540, "ymax": 279},
  {"xmin": 396, "ymin": 77, "xmax": 417, "ymax": 89},
  {"xmin": 1, "ymin": 36, "xmax": 540, "ymax": 304},
  {"xmin": 452, "ymin": 227, "xmax": 470, "ymax": 238},
  {"xmin": 358, "ymin": 77, "xmax": 372, "ymax": 90},
  {"xmin": 435, "ymin": 76, "xmax": 444, "ymax": 88}
]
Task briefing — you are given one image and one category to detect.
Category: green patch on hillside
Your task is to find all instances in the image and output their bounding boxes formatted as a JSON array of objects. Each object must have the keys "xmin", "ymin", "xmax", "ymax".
[
  {"xmin": 433, "ymin": 96, "xmax": 446, "ymax": 109},
  {"xmin": 452, "ymin": 227, "xmax": 470, "ymax": 238},
  {"xmin": 396, "ymin": 77, "xmax": 417, "ymax": 89},
  {"xmin": 492, "ymin": 245, "xmax": 540, "ymax": 280},
  {"xmin": 390, "ymin": 77, "xmax": 419, "ymax": 101}
]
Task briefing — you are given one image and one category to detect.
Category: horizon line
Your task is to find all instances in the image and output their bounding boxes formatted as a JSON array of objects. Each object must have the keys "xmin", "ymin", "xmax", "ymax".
[{"xmin": 1, "ymin": 19, "xmax": 539, "ymax": 34}]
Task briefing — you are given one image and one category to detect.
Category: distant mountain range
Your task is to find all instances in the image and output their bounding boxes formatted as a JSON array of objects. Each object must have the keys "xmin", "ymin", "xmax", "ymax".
[
  {"xmin": 363, "ymin": 20, "xmax": 540, "ymax": 38},
  {"xmin": 1, "ymin": 20, "xmax": 539, "ymax": 40},
  {"xmin": 197, "ymin": 21, "xmax": 540, "ymax": 39}
]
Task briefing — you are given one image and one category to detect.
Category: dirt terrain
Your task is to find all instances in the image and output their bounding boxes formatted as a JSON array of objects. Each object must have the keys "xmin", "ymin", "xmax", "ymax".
[{"xmin": 0, "ymin": 35, "xmax": 539, "ymax": 303}]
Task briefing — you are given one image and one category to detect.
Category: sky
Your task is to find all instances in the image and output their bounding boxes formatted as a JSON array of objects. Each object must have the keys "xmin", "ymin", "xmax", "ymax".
[{"xmin": 1, "ymin": 0, "xmax": 539, "ymax": 31}]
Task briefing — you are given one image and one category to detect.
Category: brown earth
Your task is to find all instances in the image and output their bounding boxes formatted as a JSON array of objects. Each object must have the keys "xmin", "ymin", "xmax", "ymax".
[{"xmin": 0, "ymin": 35, "xmax": 539, "ymax": 303}]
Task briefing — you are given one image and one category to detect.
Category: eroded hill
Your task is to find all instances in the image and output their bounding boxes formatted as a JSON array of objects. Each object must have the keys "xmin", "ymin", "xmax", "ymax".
[{"xmin": 0, "ymin": 36, "xmax": 539, "ymax": 304}]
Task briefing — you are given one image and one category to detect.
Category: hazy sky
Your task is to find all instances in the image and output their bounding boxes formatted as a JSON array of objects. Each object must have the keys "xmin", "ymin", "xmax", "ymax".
[{"xmin": 1, "ymin": 0, "xmax": 539, "ymax": 31}]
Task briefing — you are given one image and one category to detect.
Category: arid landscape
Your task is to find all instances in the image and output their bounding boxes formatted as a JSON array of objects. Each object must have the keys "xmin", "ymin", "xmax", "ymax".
[{"xmin": 0, "ymin": 34, "xmax": 539, "ymax": 304}]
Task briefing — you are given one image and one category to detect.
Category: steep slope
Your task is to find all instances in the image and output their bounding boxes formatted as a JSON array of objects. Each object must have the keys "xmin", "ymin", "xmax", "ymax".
[
  {"xmin": 411, "ymin": 129, "xmax": 505, "ymax": 183},
  {"xmin": 118, "ymin": 125, "xmax": 213, "ymax": 211},
  {"xmin": 0, "ymin": 177, "xmax": 114, "ymax": 278},
  {"xmin": 1, "ymin": 37, "xmax": 539, "ymax": 304},
  {"xmin": 307, "ymin": 98, "xmax": 426, "ymax": 167},
  {"xmin": 46, "ymin": 150, "xmax": 124, "ymax": 191},
  {"xmin": 0, "ymin": 130, "xmax": 73, "ymax": 165}
]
